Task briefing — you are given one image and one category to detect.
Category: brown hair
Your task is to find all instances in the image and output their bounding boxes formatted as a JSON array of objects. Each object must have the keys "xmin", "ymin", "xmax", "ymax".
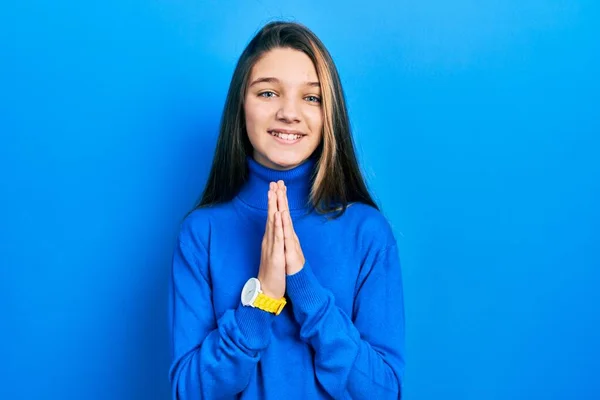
[{"xmin": 191, "ymin": 21, "xmax": 378, "ymax": 218}]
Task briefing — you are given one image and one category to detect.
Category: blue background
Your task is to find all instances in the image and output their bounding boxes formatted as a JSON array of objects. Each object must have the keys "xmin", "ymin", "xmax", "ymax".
[{"xmin": 1, "ymin": 1, "xmax": 599, "ymax": 399}]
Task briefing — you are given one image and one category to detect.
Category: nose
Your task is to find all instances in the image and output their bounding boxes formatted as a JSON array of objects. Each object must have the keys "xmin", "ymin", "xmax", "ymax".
[{"xmin": 276, "ymin": 97, "xmax": 300, "ymax": 123}]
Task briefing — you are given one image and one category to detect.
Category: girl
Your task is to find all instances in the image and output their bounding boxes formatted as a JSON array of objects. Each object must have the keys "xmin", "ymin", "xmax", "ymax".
[{"xmin": 168, "ymin": 21, "xmax": 405, "ymax": 399}]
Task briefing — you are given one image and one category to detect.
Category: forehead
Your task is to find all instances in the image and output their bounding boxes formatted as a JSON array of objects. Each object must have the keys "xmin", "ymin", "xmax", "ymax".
[{"xmin": 250, "ymin": 48, "xmax": 318, "ymax": 83}]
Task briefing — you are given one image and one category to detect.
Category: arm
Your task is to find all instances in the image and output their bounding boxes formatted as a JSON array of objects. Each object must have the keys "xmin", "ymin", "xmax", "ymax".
[
  {"xmin": 285, "ymin": 244, "xmax": 406, "ymax": 400},
  {"xmin": 168, "ymin": 239, "xmax": 275, "ymax": 399}
]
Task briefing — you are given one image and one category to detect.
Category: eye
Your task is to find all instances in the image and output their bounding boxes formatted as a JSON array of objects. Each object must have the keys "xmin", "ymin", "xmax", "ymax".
[
  {"xmin": 259, "ymin": 91, "xmax": 276, "ymax": 98},
  {"xmin": 305, "ymin": 95, "xmax": 321, "ymax": 104}
]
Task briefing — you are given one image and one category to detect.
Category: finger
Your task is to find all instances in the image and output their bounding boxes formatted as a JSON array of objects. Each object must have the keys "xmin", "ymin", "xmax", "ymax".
[
  {"xmin": 277, "ymin": 180, "xmax": 287, "ymax": 212},
  {"xmin": 282, "ymin": 183, "xmax": 290, "ymax": 212},
  {"xmin": 268, "ymin": 184, "xmax": 277, "ymax": 216},
  {"xmin": 273, "ymin": 211, "xmax": 284, "ymax": 256},
  {"xmin": 282, "ymin": 187, "xmax": 297, "ymax": 237},
  {"xmin": 276, "ymin": 186, "xmax": 286, "ymax": 214},
  {"xmin": 266, "ymin": 190, "xmax": 275, "ymax": 249},
  {"xmin": 274, "ymin": 184, "xmax": 282, "ymax": 213},
  {"xmin": 284, "ymin": 187, "xmax": 297, "ymax": 237},
  {"xmin": 282, "ymin": 210, "xmax": 294, "ymax": 244}
]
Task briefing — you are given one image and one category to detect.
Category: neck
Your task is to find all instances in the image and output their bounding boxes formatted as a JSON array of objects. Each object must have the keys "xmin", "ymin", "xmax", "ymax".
[{"xmin": 237, "ymin": 155, "xmax": 316, "ymax": 211}]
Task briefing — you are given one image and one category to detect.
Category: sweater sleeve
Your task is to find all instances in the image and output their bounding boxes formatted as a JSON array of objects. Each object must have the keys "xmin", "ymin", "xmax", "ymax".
[
  {"xmin": 168, "ymin": 238, "xmax": 276, "ymax": 399},
  {"xmin": 285, "ymin": 244, "xmax": 405, "ymax": 400}
]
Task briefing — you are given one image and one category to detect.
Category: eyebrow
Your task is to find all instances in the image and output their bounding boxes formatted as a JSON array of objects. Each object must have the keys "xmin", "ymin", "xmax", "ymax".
[{"xmin": 249, "ymin": 77, "xmax": 320, "ymax": 88}]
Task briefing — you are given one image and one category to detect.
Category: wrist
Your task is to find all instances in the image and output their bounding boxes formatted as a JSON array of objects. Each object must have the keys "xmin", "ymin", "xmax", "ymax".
[
  {"xmin": 260, "ymin": 287, "xmax": 279, "ymax": 298},
  {"xmin": 286, "ymin": 261, "xmax": 305, "ymax": 276},
  {"xmin": 241, "ymin": 277, "xmax": 287, "ymax": 315}
]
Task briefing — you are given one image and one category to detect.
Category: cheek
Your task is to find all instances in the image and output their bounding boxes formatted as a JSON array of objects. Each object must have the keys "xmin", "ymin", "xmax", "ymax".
[
  {"xmin": 245, "ymin": 101, "xmax": 274, "ymax": 133},
  {"xmin": 306, "ymin": 108, "xmax": 324, "ymax": 136}
]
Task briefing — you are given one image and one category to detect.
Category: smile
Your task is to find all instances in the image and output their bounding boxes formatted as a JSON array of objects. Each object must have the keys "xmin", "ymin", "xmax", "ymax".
[{"xmin": 268, "ymin": 130, "xmax": 305, "ymax": 144}]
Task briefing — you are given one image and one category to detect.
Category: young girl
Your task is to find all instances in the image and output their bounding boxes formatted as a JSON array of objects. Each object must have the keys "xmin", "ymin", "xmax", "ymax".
[{"xmin": 168, "ymin": 21, "xmax": 405, "ymax": 399}]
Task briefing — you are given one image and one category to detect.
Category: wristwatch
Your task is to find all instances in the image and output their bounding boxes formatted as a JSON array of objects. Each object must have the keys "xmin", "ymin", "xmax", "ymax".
[{"xmin": 241, "ymin": 278, "xmax": 287, "ymax": 315}]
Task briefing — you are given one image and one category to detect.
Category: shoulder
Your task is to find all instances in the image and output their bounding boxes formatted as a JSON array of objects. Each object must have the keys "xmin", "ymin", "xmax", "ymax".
[
  {"xmin": 176, "ymin": 203, "xmax": 232, "ymax": 249},
  {"xmin": 339, "ymin": 202, "xmax": 397, "ymax": 250}
]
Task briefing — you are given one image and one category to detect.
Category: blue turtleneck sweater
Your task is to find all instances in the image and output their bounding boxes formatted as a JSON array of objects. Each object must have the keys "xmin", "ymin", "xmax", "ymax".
[{"xmin": 168, "ymin": 156, "xmax": 405, "ymax": 399}]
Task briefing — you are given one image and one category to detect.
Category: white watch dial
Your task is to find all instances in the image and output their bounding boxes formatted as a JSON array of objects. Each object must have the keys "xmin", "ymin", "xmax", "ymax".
[{"xmin": 241, "ymin": 278, "xmax": 260, "ymax": 306}]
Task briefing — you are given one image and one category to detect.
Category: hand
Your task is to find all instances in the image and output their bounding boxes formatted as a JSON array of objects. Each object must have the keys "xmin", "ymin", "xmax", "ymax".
[
  {"xmin": 257, "ymin": 182, "xmax": 286, "ymax": 299},
  {"xmin": 274, "ymin": 180, "xmax": 306, "ymax": 276}
]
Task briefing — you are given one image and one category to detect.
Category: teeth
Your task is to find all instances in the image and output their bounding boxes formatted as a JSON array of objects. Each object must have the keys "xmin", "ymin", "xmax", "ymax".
[{"xmin": 271, "ymin": 131, "xmax": 302, "ymax": 140}]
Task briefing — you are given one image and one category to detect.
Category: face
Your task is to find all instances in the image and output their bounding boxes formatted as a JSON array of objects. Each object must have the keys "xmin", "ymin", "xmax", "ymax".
[{"xmin": 244, "ymin": 47, "xmax": 324, "ymax": 170}]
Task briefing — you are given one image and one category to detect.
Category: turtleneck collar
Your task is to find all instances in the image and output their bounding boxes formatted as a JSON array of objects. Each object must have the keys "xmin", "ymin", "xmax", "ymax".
[{"xmin": 237, "ymin": 155, "xmax": 316, "ymax": 212}]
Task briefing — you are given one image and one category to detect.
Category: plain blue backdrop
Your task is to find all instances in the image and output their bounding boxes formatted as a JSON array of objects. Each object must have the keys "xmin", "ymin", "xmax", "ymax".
[{"xmin": 1, "ymin": 1, "xmax": 599, "ymax": 399}]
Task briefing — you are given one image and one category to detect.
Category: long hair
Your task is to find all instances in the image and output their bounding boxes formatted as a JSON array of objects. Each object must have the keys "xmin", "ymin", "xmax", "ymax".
[{"xmin": 191, "ymin": 21, "xmax": 379, "ymax": 218}]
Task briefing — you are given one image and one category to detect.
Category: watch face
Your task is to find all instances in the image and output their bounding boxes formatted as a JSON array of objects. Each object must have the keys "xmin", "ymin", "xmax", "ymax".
[{"xmin": 241, "ymin": 278, "xmax": 259, "ymax": 305}]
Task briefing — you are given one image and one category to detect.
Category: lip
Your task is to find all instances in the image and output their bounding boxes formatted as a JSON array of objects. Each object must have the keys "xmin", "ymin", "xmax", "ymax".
[
  {"xmin": 268, "ymin": 128, "xmax": 306, "ymax": 136},
  {"xmin": 268, "ymin": 130, "xmax": 304, "ymax": 145}
]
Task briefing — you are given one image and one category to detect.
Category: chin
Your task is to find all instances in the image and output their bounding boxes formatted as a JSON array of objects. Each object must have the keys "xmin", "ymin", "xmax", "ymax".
[
  {"xmin": 272, "ymin": 157, "xmax": 303, "ymax": 170},
  {"xmin": 263, "ymin": 152, "xmax": 308, "ymax": 170}
]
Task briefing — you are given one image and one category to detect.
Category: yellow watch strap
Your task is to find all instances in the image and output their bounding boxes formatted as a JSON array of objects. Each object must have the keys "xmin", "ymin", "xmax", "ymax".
[{"xmin": 254, "ymin": 293, "xmax": 287, "ymax": 315}]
